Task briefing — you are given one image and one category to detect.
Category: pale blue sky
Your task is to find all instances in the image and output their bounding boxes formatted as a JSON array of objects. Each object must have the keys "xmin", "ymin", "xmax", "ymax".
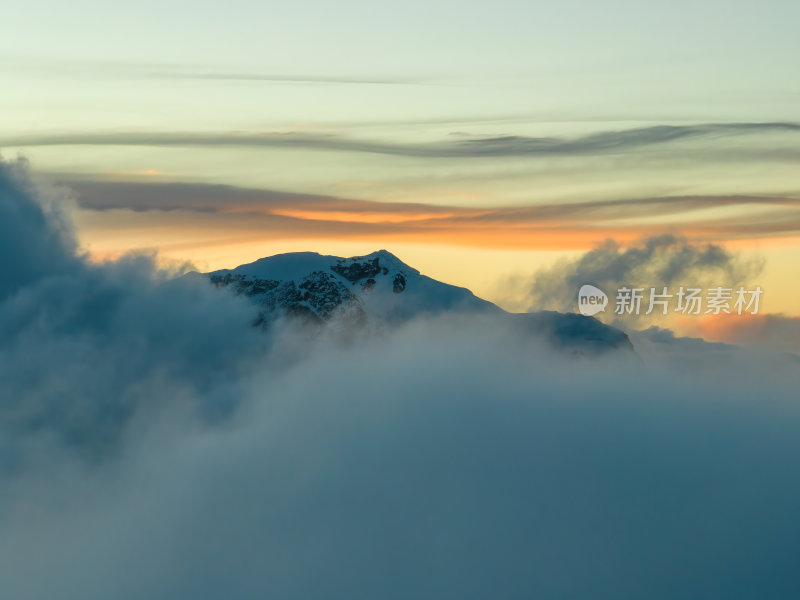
[{"xmin": 3, "ymin": 0, "xmax": 800, "ymax": 129}]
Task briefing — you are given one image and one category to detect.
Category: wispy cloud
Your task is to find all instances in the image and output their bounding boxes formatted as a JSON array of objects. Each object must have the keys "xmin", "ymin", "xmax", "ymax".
[
  {"xmin": 1, "ymin": 54, "xmax": 423, "ymax": 85},
  {"xmin": 149, "ymin": 70, "xmax": 423, "ymax": 85},
  {"xmin": 64, "ymin": 179, "xmax": 800, "ymax": 249},
  {"xmin": 10, "ymin": 122, "xmax": 800, "ymax": 158}
]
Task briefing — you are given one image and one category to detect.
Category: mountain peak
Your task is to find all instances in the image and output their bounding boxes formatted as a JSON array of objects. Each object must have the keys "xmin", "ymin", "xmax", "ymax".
[
  {"xmin": 223, "ymin": 249, "xmax": 418, "ymax": 283},
  {"xmin": 204, "ymin": 249, "xmax": 633, "ymax": 356},
  {"xmin": 207, "ymin": 249, "xmax": 491, "ymax": 325}
]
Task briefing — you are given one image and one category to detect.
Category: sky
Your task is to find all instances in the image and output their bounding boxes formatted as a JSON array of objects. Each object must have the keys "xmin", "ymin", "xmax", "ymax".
[
  {"xmin": 2, "ymin": 0, "xmax": 799, "ymax": 315},
  {"xmin": 3, "ymin": 8, "xmax": 800, "ymax": 594}
]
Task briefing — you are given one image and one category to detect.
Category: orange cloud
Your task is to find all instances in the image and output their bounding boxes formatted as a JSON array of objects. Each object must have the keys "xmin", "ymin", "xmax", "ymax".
[{"xmin": 675, "ymin": 313, "xmax": 800, "ymax": 354}]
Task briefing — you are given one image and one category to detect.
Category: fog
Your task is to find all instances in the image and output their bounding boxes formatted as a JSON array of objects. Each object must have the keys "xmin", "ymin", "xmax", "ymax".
[{"xmin": 2, "ymin": 158, "xmax": 800, "ymax": 599}]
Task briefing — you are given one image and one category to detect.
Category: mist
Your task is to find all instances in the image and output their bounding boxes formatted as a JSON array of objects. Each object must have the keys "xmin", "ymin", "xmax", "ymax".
[{"xmin": 2, "ymin": 158, "xmax": 800, "ymax": 599}]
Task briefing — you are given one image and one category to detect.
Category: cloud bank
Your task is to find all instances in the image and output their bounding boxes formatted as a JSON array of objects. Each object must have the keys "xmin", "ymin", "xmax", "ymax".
[
  {"xmin": 9, "ymin": 121, "xmax": 800, "ymax": 157},
  {"xmin": 516, "ymin": 234, "xmax": 764, "ymax": 314},
  {"xmin": 0, "ymin": 159, "xmax": 266, "ymax": 451},
  {"xmin": 2, "ymin": 159, "xmax": 800, "ymax": 599},
  {"xmin": 64, "ymin": 178, "xmax": 800, "ymax": 252}
]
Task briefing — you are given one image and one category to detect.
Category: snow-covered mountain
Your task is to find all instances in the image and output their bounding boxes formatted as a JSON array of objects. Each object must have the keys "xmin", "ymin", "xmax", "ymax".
[
  {"xmin": 207, "ymin": 249, "xmax": 497, "ymax": 326},
  {"xmin": 204, "ymin": 249, "xmax": 633, "ymax": 354}
]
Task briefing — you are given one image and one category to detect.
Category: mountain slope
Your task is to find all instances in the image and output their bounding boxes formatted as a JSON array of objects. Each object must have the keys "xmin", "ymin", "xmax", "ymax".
[
  {"xmin": 204, "ymin": 249, "xmax": 633, "ymax": 355},
  {"xmin": 208, "ymin": 249, "xmax": 497, "ymax": 325}
]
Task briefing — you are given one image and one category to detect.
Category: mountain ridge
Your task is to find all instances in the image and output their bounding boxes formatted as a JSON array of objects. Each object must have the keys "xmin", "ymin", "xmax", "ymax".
[{"xmin": 202, "ymin": 249, "xmax": 633, "ymax": 355}]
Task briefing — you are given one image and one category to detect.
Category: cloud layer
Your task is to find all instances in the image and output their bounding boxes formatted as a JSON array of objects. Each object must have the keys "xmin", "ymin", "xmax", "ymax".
[
  {"xmin": 10, "ymin": 122, "xmax": 800, "ymax": 157},
  {"xmin": 0, "ymin": 160, "xmax": 266, "ymax": 450},
  {"xmin": 64, "ymin": 179, "xmax": 800, "ymax": 253}
]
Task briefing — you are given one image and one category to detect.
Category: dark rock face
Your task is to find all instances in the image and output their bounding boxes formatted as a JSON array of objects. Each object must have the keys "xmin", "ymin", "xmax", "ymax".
[
  {"xmin": 208, "ymin": 251, "xmax": 422, "ymax": 328},
  {"xmin": 206, "ymin": 252, "xmax": 418, "ymax": 328},
  {"xmin": 209, "ymin": 272, "xmax": 280, "ymax": 296},
  {"xmin": 211, "ymin": 270, "xmax": 365, "ymax": 325},
  {"xmin": 298, "ymin": 272, "xmax": 357, "ymax": 319},
  {"xmin": 331, "ymin": 257, "xmax": 381, "ymax": 282}
]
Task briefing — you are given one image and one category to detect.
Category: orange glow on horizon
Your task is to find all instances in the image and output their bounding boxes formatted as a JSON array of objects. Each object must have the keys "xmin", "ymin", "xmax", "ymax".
[
  {"xmin": 673, "ymin": 313, "xmax": 800, "ymax": 352},
  {"xmin": 73, "ymin": 204, "xmax": 800, "ymax": 317}
]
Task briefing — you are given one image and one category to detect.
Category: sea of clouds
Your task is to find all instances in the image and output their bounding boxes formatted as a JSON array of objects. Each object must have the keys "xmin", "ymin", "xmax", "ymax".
[{"xmin": 2, "ymin": 158, "xmax": 800, "ymax": 599}]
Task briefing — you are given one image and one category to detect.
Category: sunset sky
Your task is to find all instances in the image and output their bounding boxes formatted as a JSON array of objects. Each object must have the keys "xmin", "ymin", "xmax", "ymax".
[
  {"xmin": 2, "ymin": 0, "xmax": 799, "ymax": 314},
  {"xmin": 6, "ymin": 4, "xmax": 800, "ymax": 594}
]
